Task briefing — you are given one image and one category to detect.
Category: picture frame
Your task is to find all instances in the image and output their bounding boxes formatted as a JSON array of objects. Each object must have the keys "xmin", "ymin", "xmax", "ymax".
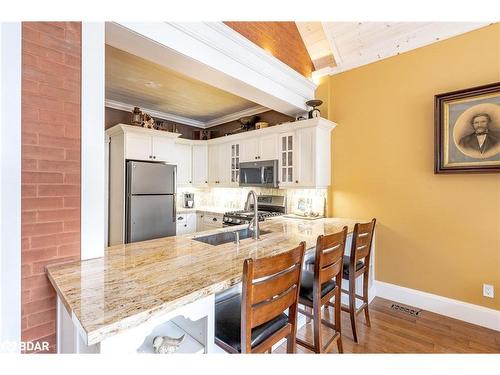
[{"xmin": 434, "ymin": 82, "xmax": 500, "ymax": 173}]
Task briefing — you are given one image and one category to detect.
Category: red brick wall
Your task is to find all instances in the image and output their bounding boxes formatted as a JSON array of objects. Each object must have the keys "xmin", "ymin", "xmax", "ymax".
[
  {"xmin": 224, "ymin": 22, "xmax": 314, "ymax": 77},
  {"xmin": 21, "ymin": 22, "xmax": 81, "ymax": 353}
]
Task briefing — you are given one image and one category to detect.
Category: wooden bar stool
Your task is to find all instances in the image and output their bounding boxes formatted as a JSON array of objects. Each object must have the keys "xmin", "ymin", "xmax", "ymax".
[
  {"xmin": 341, "ymin": 218, "xmax": 376, "ymax": 343},
  {"xmin": 215, "ymin": 242, "xmax": 305, "ymax": 353},
  {"xmin": 297, "ymin": 227, "xmax": 347, "ymax": 353}
]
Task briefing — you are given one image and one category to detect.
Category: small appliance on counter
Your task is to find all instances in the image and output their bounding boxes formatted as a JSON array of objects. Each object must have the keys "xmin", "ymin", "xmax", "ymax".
[
  {"xmin": 223, "ymin": 195, "xmax": 286, "ymax": 226},
  {"xmin": 183, "ymin": 193, "xmax": 194, "ymax": 208}
]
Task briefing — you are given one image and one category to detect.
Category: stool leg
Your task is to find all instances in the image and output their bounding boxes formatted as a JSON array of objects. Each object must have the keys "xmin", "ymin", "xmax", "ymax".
[
  {"xmin": 363, "ymin": 272, "xmax": 371, "ymax": 327},
  {"xmin": 349, "ymin": 280, "xmax": 358, "ymax": 343},
  {"xmin": 313, "ymin": 302, "xmax": 322, "ymax": 353},
  {"xmin": 286, "ymin": 332, "xmax": 296, "ymax": 354},
  {"xmin": 334, "ymin": 290, "xmax": 343, "ymax": 353}
]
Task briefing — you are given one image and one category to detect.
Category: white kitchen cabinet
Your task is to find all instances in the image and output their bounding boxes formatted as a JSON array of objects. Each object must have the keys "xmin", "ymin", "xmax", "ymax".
[
  {"xmin": 208, "ymin": 143, "xmax": 231, "ymax": 187},
  {"xmin": 192, "ymin": 144, "xmax": 208, "ymax": 186},
  {"xmin": 239, "ymin": 138, "xmax": 259, "ymax": 162},
  {"xmin": 175, "ymin": 143, "xmax": 192, "ymax": 186},
  {"xmin": 176, "ymin": 212, "xmax": 196, "ymax": 235},
  {"xmin": 239, "ymin": 134, "xmax": 278, "ymax": 162},
  {"xmin": 229, "ymin": 143, "xmax": 240, "ymax": 186},
  {"xmin": 195, "ymin": 212, "xmax": 223, "ymax": 232},
  {"xmin": 295, "ymin": 127, "xmax": 315, "ymax": 187},
  {"xmin": 201, "ymin": 213, "xmax": 223, "ymax": 230},
  {"xmin": 152, "ymin": 136, "xmax": 176, "ymax": 162},
  {"xmin": 258, "ymin": 134, "xmax": 279, "ymax": 161},
  {"xmin": 293, "ymin": 125, "xmax": 332, "ymax": 188},
  {"xmin": 125, "ymin": 132, "xmax": 151, "ymax": 161},
  {"xmin": 278, "ymin": 132, "xmax": 296, "ymax": 187},
  {"xmin": 208, "ymin": 144, "xmax": 218, "ymax": 185},
  {"xmin": 124, "ymin": 129, "xmax": 177, "ymax": 162}
]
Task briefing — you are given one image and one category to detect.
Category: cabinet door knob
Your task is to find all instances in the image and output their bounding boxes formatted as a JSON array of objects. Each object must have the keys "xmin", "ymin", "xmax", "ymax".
[
  {"xmin": 149, "ymin": 155, "xmax": 152, "ymax": 159},
  {"xmin": 205, "ymin": 181, "xmax": 208, "ymax": 184},
  {"xmin": 295, "ymin": 180, "xmax": 299, "ymax": 183},
  {"xmin": 153, "ymin": 156, "xmax": 156, "ymax": 159},
  {"xmin": 189, "ymin": 181, "xmax": 192, "ymax": 184}
]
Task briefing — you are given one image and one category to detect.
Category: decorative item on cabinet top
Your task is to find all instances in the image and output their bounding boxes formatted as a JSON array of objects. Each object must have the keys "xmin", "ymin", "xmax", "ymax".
[
  {"xmin": 143, "ymin": 112, "xmax": 155, "ymax": 129},
  {"xmin": 106, "ymin": 117, "xmax": 337, "ymax": 189},
  {"xmin": 306, "ymin": 99, "xmax": 323, "ymax": 119},
  {"xmin": 131, "ymin": 106, "xmax": 142, "ymax": 125}
]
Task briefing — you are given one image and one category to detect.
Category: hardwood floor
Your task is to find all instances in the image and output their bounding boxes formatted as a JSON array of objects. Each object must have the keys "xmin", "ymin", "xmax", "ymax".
[{"xmin": 275, "ymin": 297, "xmax": 500, "ymax": 353}]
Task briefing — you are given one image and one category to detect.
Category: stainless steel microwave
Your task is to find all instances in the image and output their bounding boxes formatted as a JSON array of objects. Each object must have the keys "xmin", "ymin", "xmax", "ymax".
[{"xmin": 239, "ymin": 160, "xmax": 279, "ymax": 188}]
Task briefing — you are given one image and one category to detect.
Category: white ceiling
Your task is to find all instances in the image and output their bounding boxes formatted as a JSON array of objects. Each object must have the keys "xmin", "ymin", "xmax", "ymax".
[
  {"xmin": 105, "ymin": 44, "xmax": 267, "ymax": 127},
  {"xmin": 312, "ymin": 22, "xmax": 489, "ymax": 78}
]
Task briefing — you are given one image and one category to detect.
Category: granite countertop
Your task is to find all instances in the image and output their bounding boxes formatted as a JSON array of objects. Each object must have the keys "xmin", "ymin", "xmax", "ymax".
[
  {"xmin": 46, "ymin": 217, "xmax": 360, "ymax": 346},
  {"xmin": 176, "ymin": 206, "xmax": 230, "ymax": 215}
]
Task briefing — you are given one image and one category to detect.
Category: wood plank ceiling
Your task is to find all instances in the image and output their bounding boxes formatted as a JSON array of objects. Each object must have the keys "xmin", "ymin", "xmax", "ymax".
[
  {"xmin": 225, "ymin": 22, "xmax": 488, "ymax": 78},
  {"xmin": 105, "ymin": 45, "xmax": 261, "ymax": 122}
]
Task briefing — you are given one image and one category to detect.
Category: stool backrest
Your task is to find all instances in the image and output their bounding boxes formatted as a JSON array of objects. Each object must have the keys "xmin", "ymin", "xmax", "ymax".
[
  {"xmin": 241, "ymin": 242, "xmax": 305, "ymax": 353},
  {"xmin": 314, "ymin": 227, "xmax": 348, "ymax": 290},
  {"xmin": 350, "ymin": 218, "xmax": 376, "ymax": 267}
]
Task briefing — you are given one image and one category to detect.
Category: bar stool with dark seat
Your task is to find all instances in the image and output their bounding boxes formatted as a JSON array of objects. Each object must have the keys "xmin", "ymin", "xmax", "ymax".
[
  {"xmin": 215, "ymin": 242, "xmax": 305, "ymax": 353},
  {"xmin": 341, "ymin": 218, "xmax": 376, "ymax": 343},
  {"xmin": 297, "ymin": 227, "xmax": 347, "ymax": 353}
]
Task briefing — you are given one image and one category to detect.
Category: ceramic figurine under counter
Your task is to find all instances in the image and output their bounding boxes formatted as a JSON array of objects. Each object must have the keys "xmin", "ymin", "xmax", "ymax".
[{"xmin": 152, "ymin": 334, "xmax": 185, "ymax": 354}]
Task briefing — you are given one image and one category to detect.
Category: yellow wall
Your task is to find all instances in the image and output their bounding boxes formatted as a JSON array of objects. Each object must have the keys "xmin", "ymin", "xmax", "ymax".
[{"xmin": 318, "ymin": 24, "xmax": 500, "ymax": 310}]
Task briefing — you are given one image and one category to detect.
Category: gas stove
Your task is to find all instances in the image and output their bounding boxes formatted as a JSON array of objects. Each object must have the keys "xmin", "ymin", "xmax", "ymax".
[{"xmin": 223, "ymin": 195, "xmax": 286, "ymax": 226}]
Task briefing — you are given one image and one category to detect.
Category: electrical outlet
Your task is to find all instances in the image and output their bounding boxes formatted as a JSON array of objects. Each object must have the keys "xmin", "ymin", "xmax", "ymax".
[{"xmin": 483, "ymin": 284, "xmax": 494, "ymax": 298}]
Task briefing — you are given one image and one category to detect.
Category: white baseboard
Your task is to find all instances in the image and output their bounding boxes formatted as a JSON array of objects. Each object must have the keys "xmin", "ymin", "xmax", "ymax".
[{"xmin": 374, "ymin": 280, "xmax": 500, "ymax": 331}]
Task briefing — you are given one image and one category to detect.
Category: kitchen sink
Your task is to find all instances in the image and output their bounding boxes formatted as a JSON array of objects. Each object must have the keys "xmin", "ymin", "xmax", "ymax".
[{"xmin": 193, "ymin": 228, "xmax": 270, "ymax": 246}]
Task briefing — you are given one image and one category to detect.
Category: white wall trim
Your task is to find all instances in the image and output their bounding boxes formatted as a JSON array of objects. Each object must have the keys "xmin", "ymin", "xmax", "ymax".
[
  {"xmin": 0, "ymin": 22, "xmax": 22, "ymax": 350},
  {"xmin": 81, "ymin": 22, "xmax": 106, "ymax": 261},
  {"xmin": 375, "ymin": 281, "xmax": 500, "ymax": 332},
  {"xmin": 105, "ymin": 99, "xmax": 269, "ymax": 129},
  {"xmin": 106, "ymin": 22, "xmax": 315, "ymax": 118}
]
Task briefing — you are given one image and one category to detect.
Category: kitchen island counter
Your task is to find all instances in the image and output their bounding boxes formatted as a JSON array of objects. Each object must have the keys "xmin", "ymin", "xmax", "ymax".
[{"xmin": 46, "ymin": 217, "xmax": 363, "ymax": 347}]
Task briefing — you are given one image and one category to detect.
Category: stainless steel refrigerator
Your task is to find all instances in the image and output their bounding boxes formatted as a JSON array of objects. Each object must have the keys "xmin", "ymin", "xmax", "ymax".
[{"xmin": 125, "ymin": 161, "xmax": 176, "ymax": 243}]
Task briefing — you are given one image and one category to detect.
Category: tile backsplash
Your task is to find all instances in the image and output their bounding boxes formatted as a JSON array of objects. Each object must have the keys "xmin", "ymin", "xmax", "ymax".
[{"xmin": 177, "ymin": 186, "xmax": 327, "ymax": 216}]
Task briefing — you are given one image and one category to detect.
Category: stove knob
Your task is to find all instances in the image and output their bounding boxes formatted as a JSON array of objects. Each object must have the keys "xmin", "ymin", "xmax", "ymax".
[
  {"xmin": 227, "ymin": 217, "xmax": 232, "ymax": 222},
  {"xmin": 234, "ymin": 219, "xmax": 241, "ymax": 224}
]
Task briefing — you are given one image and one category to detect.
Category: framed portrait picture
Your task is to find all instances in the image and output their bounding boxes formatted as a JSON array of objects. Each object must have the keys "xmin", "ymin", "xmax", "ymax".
[{"xmin": 434, "ymin": 82, "xmax": 500, "ymax": 173}]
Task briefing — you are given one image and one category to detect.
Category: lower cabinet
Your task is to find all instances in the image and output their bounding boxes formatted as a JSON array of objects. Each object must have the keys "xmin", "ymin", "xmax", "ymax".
[
  {"xmin": 176, "ymin": 213, "xmax": 197, "ymax": 235},
  {"xmin": 197, "ymin": 212, "xmax": 223, "ymax": 231}
]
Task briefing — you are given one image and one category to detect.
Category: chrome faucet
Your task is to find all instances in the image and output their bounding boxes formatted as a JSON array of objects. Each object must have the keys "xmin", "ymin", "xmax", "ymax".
[{"xmin": 244, "ymin": 190, "xmax": 259, "ymax": 240}]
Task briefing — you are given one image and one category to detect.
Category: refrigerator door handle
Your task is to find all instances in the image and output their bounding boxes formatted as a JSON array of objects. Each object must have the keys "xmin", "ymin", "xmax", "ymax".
[
  {"xmin": 172, "ymin": 167, "xmax": 177, "ymax": 222},
  {"xmin": 173, "ymin": 195, "xmax": 176, "ymax": 222}
]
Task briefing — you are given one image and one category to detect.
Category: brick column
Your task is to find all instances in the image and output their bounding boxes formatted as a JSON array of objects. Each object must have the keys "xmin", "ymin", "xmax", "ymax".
[{"xmin": 21, "ymin": 22, "xmax": 81, "ymax": 353}]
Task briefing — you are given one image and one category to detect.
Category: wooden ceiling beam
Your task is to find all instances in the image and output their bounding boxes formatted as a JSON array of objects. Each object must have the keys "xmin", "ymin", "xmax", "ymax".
[{"xmin": 296, "ymin": 22, "xmax": 336, "ymax": 71}]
